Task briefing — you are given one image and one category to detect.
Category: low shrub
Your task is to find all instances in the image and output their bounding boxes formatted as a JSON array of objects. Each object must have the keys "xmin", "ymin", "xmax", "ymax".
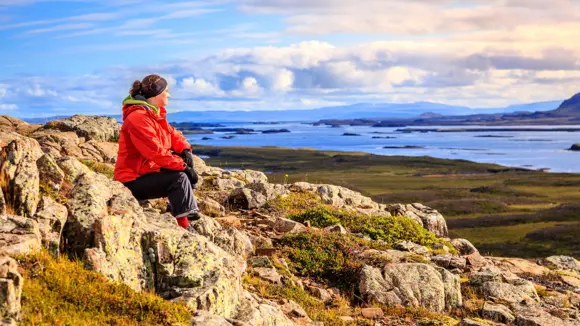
[
  {"xmin": 18, "ymin": 251, "xmax": 191, "ymax": 325},
  {"xmin": 81, "ymin": 160, "xmax": 115, "ymax": 179}
]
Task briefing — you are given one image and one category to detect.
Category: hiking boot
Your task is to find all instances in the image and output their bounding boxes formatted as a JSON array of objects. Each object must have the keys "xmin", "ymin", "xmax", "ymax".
[{"xmin": 187, "ymin": 211, "xmax": 203, "ymax": 221}]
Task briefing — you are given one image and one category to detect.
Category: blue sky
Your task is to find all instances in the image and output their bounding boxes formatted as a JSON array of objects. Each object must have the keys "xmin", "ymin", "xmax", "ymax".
[{"xmin": 1, "ymin": 0, "xmax": 580, "ymax": 118}]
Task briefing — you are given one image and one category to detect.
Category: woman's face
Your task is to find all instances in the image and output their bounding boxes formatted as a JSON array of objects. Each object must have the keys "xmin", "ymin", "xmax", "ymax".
[{"xmin": 150, "ymin": 87, "xmax": 170, "ymax": 108}]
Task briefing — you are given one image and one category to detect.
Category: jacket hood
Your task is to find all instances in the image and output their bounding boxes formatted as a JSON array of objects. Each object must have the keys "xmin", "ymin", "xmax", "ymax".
[{"xmin": 122, "ymin": 95, "xmax": 161, "ymax": 120}]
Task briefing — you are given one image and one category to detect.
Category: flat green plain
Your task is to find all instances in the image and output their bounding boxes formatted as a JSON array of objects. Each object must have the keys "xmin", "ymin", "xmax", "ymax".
[{"xmin": 193, "ymin": 145, "xmax": 580, "ymax": 258}]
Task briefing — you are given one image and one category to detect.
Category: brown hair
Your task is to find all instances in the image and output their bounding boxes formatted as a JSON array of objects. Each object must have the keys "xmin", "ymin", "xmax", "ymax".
[{"xmin": 129, "ymin": 74, "xmax": 168, "ymax": 98}]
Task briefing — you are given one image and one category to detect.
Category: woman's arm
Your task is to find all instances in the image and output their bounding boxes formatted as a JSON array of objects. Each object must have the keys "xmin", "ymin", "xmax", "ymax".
[{"xmin": 127, "ymin": 119, "xmax": 186, "ymax": 171}]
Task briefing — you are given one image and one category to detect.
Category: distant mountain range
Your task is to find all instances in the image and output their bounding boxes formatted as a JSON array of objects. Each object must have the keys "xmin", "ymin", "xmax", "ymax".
[
  {"xmin": 20, "ymin": 99, "xmax": 565, "ymax": 124},
  {"xmin": 319, "ymin": 93, "xmax": 580, "ymax": 127}
]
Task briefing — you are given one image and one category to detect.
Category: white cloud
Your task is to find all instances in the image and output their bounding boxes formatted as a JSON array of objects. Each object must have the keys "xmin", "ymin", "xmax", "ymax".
[
  {"xmin": 0, "ymin": 104, "xmax": 17, "ymax": 110},
  {"xmin": 181, "ymin": 77, "xmax": 224, "ymax": 97},
  {"xmin": 27, "ymin": 84, "xmax": 57, "ymax": 97}
]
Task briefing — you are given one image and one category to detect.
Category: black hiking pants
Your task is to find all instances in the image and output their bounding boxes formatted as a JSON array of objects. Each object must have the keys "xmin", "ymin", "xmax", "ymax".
[{"xmin": 123, "ymin": 170, "xmax": 198, "ymax": 217}]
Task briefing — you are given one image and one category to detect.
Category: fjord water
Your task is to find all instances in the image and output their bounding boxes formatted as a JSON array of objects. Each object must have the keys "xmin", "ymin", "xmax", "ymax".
[{"xmin": 186, "ymin": 123, "xmax": 580, "ymax": 173}]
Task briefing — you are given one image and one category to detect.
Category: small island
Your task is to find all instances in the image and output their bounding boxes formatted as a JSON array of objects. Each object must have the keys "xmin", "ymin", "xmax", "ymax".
[
  {"xmin": 569, "ymin": 143, "xmax": 580, "ymax": 151},
  {"xmin": 261, "ymin": 129, "xmax": 290, "ymax": 134},
  {"xmin": 383, "ymin": 145, "xmax": 425, "ymax": 149},
  {"xmin": 342, "ymin": 133, "xmax": 361, "ymax": 136}
]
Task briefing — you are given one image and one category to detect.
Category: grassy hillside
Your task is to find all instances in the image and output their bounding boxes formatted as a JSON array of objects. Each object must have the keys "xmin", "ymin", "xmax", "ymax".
[{"xmin": 193, "ymin": 145, "xmax": 580, "ymax": 258}]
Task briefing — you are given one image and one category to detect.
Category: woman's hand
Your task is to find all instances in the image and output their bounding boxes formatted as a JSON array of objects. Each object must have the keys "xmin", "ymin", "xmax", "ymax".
[{"xmin": 181, "ymin": 149, "xmax": 195, "ymax": 169}]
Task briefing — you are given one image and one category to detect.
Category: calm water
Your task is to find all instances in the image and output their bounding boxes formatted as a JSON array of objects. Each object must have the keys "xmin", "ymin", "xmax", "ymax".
[{"xmin": 185, "ymin": 123, "xmax": 580, "ymax": 173}]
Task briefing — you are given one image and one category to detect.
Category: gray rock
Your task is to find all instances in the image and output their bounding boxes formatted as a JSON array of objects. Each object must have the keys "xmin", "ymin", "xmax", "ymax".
[
  {"xmin": 228, "ymin": 170, "xmax": 268, "ymax": 184},
  {"xmin": 216, "ymin": 178, "xmax": 247, "ymax": 191},
  {"xmin": 36, "ymin": 154, "xmax": 65, "ymax": 191},
  {"xmin": 244, "ymin": 182, "xmax": 288, "ymax": 202},
  {"xmin": 0, "ymin": 215, "xmax": 42, "ymax": 256},
  {"xmin": 55, "ymin": 156, "xmax": 92, "ymax": 183},
  {"xmin": 32, "ymin": 196, "xmax": 67, "ymax": 253},
  {"xmin": 227, "ymin": 188, "xmax": 267, "ymax": 209},
  {"xmin": 470, "ymin": 270, "xmax": 502, "ymax": 286},
  {"xmin": 432, "ymin": 255, "xmax": 467, "ymax": 270},
  {"xmin": 359, "ymin": 263, "xmax": 462, "ymax": 312},
  {"xmin": 198, "ymin": 197, "xmax": 226, "ymax": 217},
  {"xmin": 394, "ymin": 241, "xmax": 430, "ymax": 256},
  {"xmin": 0, "ymin": 133, "xmax": 43, "ymax": 217},
  {"xmin": 253, "ymin": 267, "xmax": 282, "ymax": 285},
  {"xmin": 385, "ymin": 203, "xmax": 448, "ymax": 237},
  {"xmin": 482, "ymin": 302, "xmax": 515, "ymax": 323},
  {"xmin": 514, "ymin": 305, "xmax": 577, "ymax": 326},
  {"xmin": 451, "ymin": 238, "xmax": 479, "ymax": 255},
  {"xmin": 272, "ymin": 217, "xmax": 307, "ymax": 234},
  {"xmin": 324, "ymin": 224, "xmax": 347, "ymax": 234},
  {"xmin": 233, "ymin": 291, "xmax": 296, "ymax": 326},
  {"xmin": 43, "ymin": 115, "xmax": 120, "ymax": 142},
  {"xmin": 249, "ymin": 234, "xmax": 273, "ymax": 249},
  {"xmin": 540, "ymin": 256, "xmax": 580, "ymax": 274},
  {"xmin": 306, "ymin": 285, "xmax": 332, "ymax": 302},
  {"xmin": 482, "ymin": 280, "xmax": 539, "ymax": 303}
]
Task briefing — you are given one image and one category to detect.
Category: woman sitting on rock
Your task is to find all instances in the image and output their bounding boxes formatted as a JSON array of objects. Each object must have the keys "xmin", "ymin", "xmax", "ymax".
[{"xmin": 114, "ymin": 74, "xmax": 201, "ymax": 229}]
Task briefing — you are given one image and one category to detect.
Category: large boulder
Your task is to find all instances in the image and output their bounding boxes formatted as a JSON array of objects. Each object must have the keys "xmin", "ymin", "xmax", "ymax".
[
  {"xmin": 359, "ymin": 263, "xmax": 462, "ymax": 312},
  {"xmin": 0, "ymin": 132, "xmax": 43, "ymax": 217},
  {"xmin": 55, "ymin": 156, "xmax": 92, "ymax": 183},
  {"xmin": 63, "ymin": 170, "xmax": 246, "ymax": 318},
  {"xmin": 43, "ymin": 115, "xmax": 120, "ymax": 142},
  {"xmin": 470, "ymin": 268, "xmax": 539, "ymax": 304},
  {"xmin": 0, "ymin": 256, "xmax": 23, "ymax": 324},
  {"xmin": 385, "ymin": 203, "xmax": 448, "ymax": 237},
  {"xmin": 233, "ymin": 291, "xmax": 297, "ymax": 326},
  {"xmin": 226, "ymin": 170, "xmax": 268, "ymax": 184},
  {"xmin": 32, "ymin": 128, "xmax": 118, "ymax": 163}
]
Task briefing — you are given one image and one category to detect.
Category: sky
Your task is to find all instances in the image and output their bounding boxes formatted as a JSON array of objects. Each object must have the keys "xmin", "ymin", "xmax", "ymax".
[{"xmin": 1, "ymin": 0, "xmax": 580, "ymax": 118}]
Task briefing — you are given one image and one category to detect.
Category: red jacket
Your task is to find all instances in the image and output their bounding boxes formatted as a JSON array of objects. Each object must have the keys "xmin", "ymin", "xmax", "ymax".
[{"xmin": 114, "ymin": 104, "xmax": 191, "ymax": 183}]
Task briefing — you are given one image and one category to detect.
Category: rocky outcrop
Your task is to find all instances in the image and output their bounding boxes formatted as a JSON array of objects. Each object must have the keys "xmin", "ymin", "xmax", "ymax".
[
  {"xmin": 43, "ymin": 115, "xmax": 120, "ymax": 142},
  {"xmin": 359, "ymin": 263, "xmax": 462, "ymax": 312},
  {"xmin": 470, "ymin": 267, "xmax": 539, "ymax": 304},
  {"xmin": 63, "ymin": 169, "xmax": 245, "ymax": 317},
  {"xmin": 0, "ymin": 133, "xmax": 44, "ymax": 217},
  {"xmin": 31, "ymin": 128, "xmax": 119, "ymax": 163},
  {"xmin": 0, "ymin": 116, "xmax": 40, "ymax": 136}
]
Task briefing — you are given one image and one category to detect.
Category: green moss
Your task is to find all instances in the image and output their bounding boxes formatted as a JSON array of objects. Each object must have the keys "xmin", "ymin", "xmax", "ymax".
[
  {"xmin": 18, "ymin": 251, "xmax": 191, "ymax": 325},
  {"xmin": 81, "ymin": 160, "xmax": 115, "ymax": 179},
  {"xmin": 288, "ymin": 205, "xmax": 454, "ymax": 251},
  {"xmin": 266, "ymin": 192, "xmax": 322, "ymax": 216},
  {"xmin": 276, "ymin": 231, "xmax": 391, "ymax": 291}
]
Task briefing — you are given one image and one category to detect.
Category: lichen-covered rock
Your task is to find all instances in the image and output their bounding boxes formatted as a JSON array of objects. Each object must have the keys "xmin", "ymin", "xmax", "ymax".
[
  {"xmin": 0, "ymin": 215, "xmax": 41, "ymax": 256},
  {"xmin": 245, "ymin": 182, "xmax": 288, "ymax": 202},
  {"xmin": 32, "ymin": 196, "xmax": 67, "ymax": 252},
  {"xmin": 216, "ymin": 178, "xmax": 247, "ymax": 191},
  {"xmin": 451, "ymin": 238, "xmax": 479, "ymax": 255},
  {"xmin": 36, "ymin": 154, "xmax": 65, "ymax": 191},
  {"xmin": 481, "ymin": 279, "xmax": 539, "ymax": 303},
  {"xmin": 198, "ymin": 197, "xmax": 226, "ymax": 217},
  {"xmin": 253, "ymin": 267, "xmax": 282, "ymax": 285},
  {"xmin": 227, "ymin": 188, "xmax": 267, "ymax": 210},
  {"xmin": 43, "ymin": 115, "xmax": 120, "ymax": 142},
  {"xmin": 233, "ymin": 291, "xmax": 297, "ymax": 326},
  {"xmin": 540, "ymin": 256, "xmax": 580, "ymax": 274},
  {"xmin": 0, "ymin": 256, "xmax": 22, "ymax": 323},
  {"xmin": 359, "ymin": 263, "xmax": 462, "ymax": 312},
  {"xmin": 0, "ymin": 132, "xmax": 43, "ymax": 217},
  {"xmin": 190, "ymin": 215, "xmax": 254, "ymax": 258},
  {"xmin": 55, "ymin": 156, "xmax": 92, "ymax": 183},
  {"xmin": 482, "ymin": 302, "xmax": 515, "ymax": 324},
  {"xmin": 487, "ymin": 257, "xmax": 550, "ymax": 277},
  {"xmin": 272, "ymin": 217, "xmax": 307, "ymax": 234},
  {"xmin": 227, "ymin": 170, "xmax": 268, "ymax": 184},
  {"xmin": 432, "ymin": 255, "xmax": 467, "ymax": 270},
  {"xmin": 394, "ymin": 241, "xmax": 430, "ymax": 256},
  {"xmin": 63, "ymin": 170, "xmax": 245, "ymax": 318},
  {"xmin": 385, "ymin": 203, "xmax": 448, "ymax": 237},
  {"xmin": 513, "ymin": 304, "xmax": 578, "ymax": 326}
]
